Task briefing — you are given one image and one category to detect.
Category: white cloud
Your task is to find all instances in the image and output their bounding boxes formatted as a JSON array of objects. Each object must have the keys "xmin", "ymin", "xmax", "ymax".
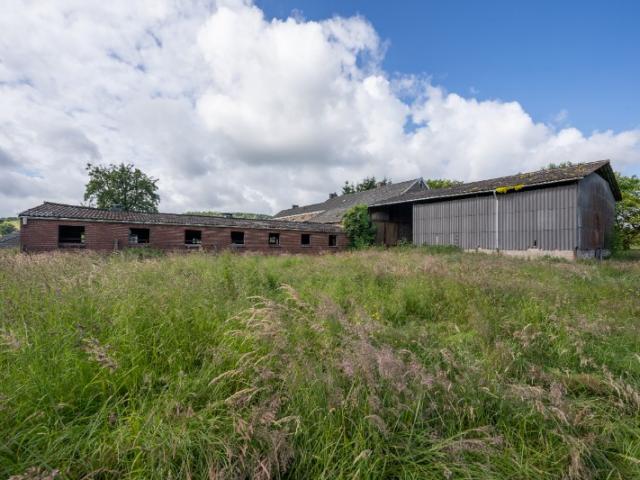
[{"xmin": 0, "ymin": 0, "xmax": 639, "ymax": 217}]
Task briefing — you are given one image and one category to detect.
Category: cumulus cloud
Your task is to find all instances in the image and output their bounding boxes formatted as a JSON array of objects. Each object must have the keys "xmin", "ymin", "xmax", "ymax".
[{"xmin": 0, "ymin": 0, "xmax": 638, "ymax": 216}]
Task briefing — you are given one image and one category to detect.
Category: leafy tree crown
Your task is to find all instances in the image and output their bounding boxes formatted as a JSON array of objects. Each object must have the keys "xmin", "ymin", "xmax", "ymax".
[
  {"xmin": 342, "ymin": 176, "xmax": 391, "ymax": 195},
  {"xmin": 84, "ymin": 163, "xmax": 160, "ymax": 212},
  {"xmin": 614, "ymin": 172, "xmax": 640, "ymax": 250},
  {"xmin": 425, "ymin": 179, "xmax": 462, "ymax": 189},
  {"xmin": 0, "ymin": 221, "xmax": 17, "ymax": 236}
]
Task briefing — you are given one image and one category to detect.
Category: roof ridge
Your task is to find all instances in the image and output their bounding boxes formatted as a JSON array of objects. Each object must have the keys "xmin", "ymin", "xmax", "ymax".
[
  {"xmin": 371, "ymin": 160, "xmax": 618, "ymax": 207},
  {"xmin": 399, "ymin": 178, "xmax": 423, "ymax": 195},
  {"xmin": 443, "ymin": 159, "xmax": 609, "ymax": 188},
  {"xmin": 37, "ymin": 202, "xmax": 240, "ymax": 221},
  {"xmin": 22, "ymin": 201, "xmax": 336, "ymax": 227}
]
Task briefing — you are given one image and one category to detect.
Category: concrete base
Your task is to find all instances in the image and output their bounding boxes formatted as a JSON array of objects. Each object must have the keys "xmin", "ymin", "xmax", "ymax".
[
  {"xmin": 576, "ymin": 249, "xmax": 611, "ymax": 260},
  {"xmin": 469, "ymin": 248, "xmax": 577, "ymax": 261}
]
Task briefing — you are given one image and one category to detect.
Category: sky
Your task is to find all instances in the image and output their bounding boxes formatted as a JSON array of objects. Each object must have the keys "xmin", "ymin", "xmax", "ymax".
[{"xmin": 1, "ymin": 0, "xmax": 639, "ymax": 217}]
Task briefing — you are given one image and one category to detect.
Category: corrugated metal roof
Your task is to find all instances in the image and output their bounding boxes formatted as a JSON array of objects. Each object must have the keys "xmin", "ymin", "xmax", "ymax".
[
  {"xmin": 371, "ymin": 160, "xmax": 621, "ymax": 206},
  {"xmin": 273, "ymin": 178, "xmax": 425, "ymax": 223},
  {"xmin": 19, "ymin": 202, "xmax": 343, "ymax": 233}
]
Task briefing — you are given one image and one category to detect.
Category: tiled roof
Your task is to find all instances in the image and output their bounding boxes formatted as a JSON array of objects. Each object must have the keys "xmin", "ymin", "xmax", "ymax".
[
  {"xmin": 19, "ymin": 203, "xmax": 343, "ymax": 233},
  {"xmin": 371, "ymin": 160, "xmax": 621, "ymax": 207},
  {"xmin": 273, "ymin": 178, "xmax": 425, "ymax": 223},
  {"xmin": 0, "ymin": 231, "xmax": 20, "ymax": 248}
]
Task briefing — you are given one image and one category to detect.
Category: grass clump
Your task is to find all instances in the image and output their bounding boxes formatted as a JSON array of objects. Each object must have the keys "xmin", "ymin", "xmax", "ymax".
[{"xmin": 1, "ymin": 248, "xmax": 639, "ymax": 479}]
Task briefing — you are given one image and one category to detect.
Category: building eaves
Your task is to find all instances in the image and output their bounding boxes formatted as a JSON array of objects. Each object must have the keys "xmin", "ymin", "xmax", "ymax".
[
  {"xmin": 273, "ymin": 178, "xmax": 425, "ymax": 221},
  {"xmin": 371, "ymin": 160, "xmax": 621, "ymax": 207},
  {"xmin": 19, "ymin": 202, "xmax": 344, "ymax": 233}
]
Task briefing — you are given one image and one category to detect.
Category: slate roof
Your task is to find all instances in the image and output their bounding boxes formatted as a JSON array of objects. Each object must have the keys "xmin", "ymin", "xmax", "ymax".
[
  {"xmin": 371, "ymin": 160, "xmax": 621, "ymax": 207},
  {"xmin": 19, "ymin": 203, "xmax": 343, "ymax": 233},
  {"xmin": 0, "ymin": 231, "xmax": 20, "ymax": 248},
  {"xmin": 273, "ymin": 178, "xmax": 426, "ymax": 223}
]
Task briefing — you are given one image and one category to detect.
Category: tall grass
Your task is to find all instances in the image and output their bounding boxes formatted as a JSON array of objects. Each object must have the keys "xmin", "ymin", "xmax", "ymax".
[{"xmin": 1, "ymin": 248, "xmax": 639, "ymax": 479}]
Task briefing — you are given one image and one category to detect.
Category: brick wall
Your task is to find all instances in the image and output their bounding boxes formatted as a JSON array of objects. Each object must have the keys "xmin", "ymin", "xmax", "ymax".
[{"xmin": 20, "ymin": 218, "xmax": 348, "ymax": 253}]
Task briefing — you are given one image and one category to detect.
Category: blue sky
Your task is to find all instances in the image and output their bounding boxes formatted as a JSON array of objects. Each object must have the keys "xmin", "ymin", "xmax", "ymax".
[
  {"xmin": 1, "ymin": 0, "xmax": 639, "ymax": 216},
  {"xmin": 259, "ymin": 0, "xmax": 640, "ymax": 134}
]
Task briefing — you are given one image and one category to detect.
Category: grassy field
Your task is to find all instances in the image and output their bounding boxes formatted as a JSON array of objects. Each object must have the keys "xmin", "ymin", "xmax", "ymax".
[{"xmin": 1, "ymin": 248, "xmax": 639, "ymax": 479}]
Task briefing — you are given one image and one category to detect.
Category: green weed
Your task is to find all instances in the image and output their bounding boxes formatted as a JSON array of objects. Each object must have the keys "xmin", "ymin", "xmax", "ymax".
[{"xmin": 0, "ymin": 249, "xmax": 639, "ymax": 479}]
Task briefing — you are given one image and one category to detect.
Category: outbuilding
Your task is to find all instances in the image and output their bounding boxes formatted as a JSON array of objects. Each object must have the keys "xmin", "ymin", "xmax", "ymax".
[
  {"xmin": 369, "ymin": 160, "xmax": 621, "ymax": 258},
  {"xmin": 18, "ymin": 202, "xmax": 347, "ymax": 253}
]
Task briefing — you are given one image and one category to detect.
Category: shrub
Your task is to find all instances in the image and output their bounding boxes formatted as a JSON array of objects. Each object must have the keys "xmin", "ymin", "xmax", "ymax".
[
  {"xmin": 0, "ymin": 221, "xmax": 16, "ymax": 237},
  {"xmin": 342, "ymin": 204, "xmax": 376, "ymax": 248},
  {"xmin": 614, "ymin": 173, "xmax": 640, "ymax": 250}
]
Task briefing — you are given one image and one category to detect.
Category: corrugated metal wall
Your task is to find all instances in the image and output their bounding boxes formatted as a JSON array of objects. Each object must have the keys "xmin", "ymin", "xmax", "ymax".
[
  {"xmin": 413, "ymin": 183, "xmax": 579, "ymax": 251},
  {"xmin": 412, "ymin": 195, "xmax": 495, "ymax": 249},
  {"xmin": 577, "ymin": 173, "xmax": 616, "ymax": 250}
]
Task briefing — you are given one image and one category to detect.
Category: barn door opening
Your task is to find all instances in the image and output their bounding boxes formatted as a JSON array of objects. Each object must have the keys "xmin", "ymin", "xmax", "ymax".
[{"xmin": 384, "ymin": 222, "xmax": 399, "ymax": 246}]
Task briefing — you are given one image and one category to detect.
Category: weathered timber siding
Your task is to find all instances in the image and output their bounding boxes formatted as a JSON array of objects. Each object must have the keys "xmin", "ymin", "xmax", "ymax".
[
  {"xmin": 20, "ymin": 219, "xmax": 347, "ymax": 253},
  {"xmin": 370, "ymin": 204, "xmax": 413, "ymax": 246},
  {"xmin": 577, "ymin": 172, "xmax": 616, "ymax": 251},
  {"xmin": 412, "ymin": 183, "xmax": 579, "ymax": 251}
]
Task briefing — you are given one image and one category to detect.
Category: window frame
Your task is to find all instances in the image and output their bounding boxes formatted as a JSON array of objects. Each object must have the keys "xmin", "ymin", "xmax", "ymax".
[
  {"xmin": 328, "ymin": 234, "xmax": 337, "ymax": 247},
  {"xmin": 129, "ymin": 227, "xmax": 150, "ymax": 244},
  {"xmin": 301, "ymin": 233, "xmax": 311, "ymax": 247},
  {"xmin": 185, "ymin": 229, "xmax": 202, "ymax": 245},
  {"xmin": 268, "ymin": 232, "xmax": 280, "ymax": 247},
  {"xmin": 58, "ymin": 225, "xmax": 85, "ymax": 245},
  {"xmin": 231, "ymin": 231, "xmax": 245, "ymax": 246}
]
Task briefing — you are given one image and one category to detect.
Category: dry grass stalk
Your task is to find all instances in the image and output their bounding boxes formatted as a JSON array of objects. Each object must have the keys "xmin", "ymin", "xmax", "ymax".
[
  {"xmin": 225, "ymin": 387, "xmax": 262, "ymax": 408},
  {"xmin": 563, "ymin": 434, "xmax": 596, "ymax": 480},
  {"xmin": 209, "ymin": 369, "xmax": 241, "ymax": 386},
  {"xmin": 441, "ymin": 427, "xmax": 504, "ymax": 455},
  {"xmin": 365, "ymin": 414, "xmax": 388, "ymax": 436},
  {"xmin": 81, "ymin": 337, "xmax": 117, "ymax": 372},
  {"xmin": 8, "ymin": 467, "xmax": 60, "ymax": 480},
  {"xmin": 603, "ymin": 369, "xmax": 640, "ymax": 410},
  {"xmin": 0, "ymin": 328, "xmax": 21, "ymax": 351},
  {"xmin": 352, "ymin": 449, "xmax": 372, "ymax": 464}
]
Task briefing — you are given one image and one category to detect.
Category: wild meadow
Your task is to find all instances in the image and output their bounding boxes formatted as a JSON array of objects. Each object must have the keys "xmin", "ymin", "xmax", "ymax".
[{"xmin": 1, "ymin": 247, "xmax": 639, "ymax": 479}]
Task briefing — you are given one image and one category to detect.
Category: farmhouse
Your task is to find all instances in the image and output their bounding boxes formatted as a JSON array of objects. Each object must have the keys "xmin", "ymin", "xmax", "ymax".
[
  {"xmin": 18, "ymin": 203, "xmax": 347, "ymax": 253},
  {"xmin": 279, "ymin": 160, "xmax": 621, "ymax": 259}
]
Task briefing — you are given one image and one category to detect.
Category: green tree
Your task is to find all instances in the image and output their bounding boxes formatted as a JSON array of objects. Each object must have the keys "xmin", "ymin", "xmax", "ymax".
[
  {"xmin": 342, "ymin": 204, "xmax": 376, "ymax": 248},
  {"xmin": 0, "ymin": 221, "xmax": 16, "ymax": 236},
  {"xmin": 84, "ymin": 163, "xmax": 160, "ymax": 212},
  {"xmin": 425, "ymin": 179, "xmax": 462, "ymax": 189},
  {"xmin": 544, "ymin": 161, "xmax": 574, "ymax": 170},
  {"xmin": 342, "ymin": 181, "xmax": 356, "ymax": 194},
  {"xmin": 614, "ymin": 172, "xmax": 640, "ymax": 250},
  {"xmin": 342, "ymin": 176, "xmax": 391, "ymax": 194}
]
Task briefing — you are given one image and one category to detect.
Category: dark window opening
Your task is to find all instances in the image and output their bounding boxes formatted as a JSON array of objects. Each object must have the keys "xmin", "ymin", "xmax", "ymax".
[
  {"xmin": 59, "ymin": 225, "xmax": 85, "ymax": 244},
  {"xmin": 268, "ymin": 233, "xmax": 280, "ymax": 246},
  {"xmin": 301, "ymin": 234, "xmax": 310, "ymax": 246},
  {"xmin": 328, "ymin": 234, "xmax": 337, "ymax": 247},
  {"xmin": 185, "ymin": 230, "xmax": 202, "ymax": 245},
  {"xmin": 129, "ymin": 228, "xmax": 150, "ymax": 244},
  {"xmin": 231, "ymin": 231, "xmax": 245, "ymax": 245}
]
